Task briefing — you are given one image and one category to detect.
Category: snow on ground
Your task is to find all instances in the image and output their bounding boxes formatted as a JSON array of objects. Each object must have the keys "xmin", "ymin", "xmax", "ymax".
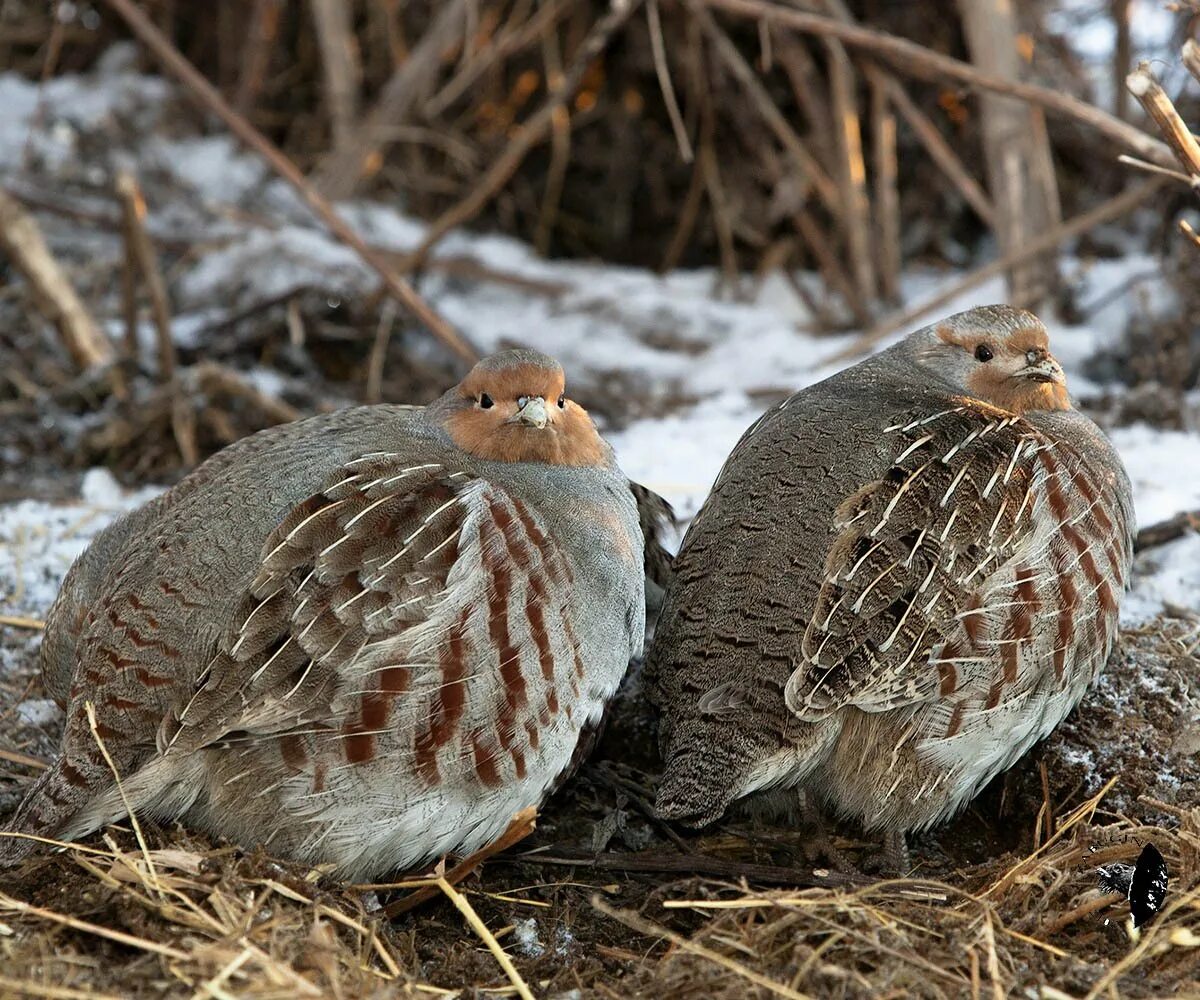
[{"xmin": 2, "ymin": 55, "xmax": 1199, "ymax": 636}]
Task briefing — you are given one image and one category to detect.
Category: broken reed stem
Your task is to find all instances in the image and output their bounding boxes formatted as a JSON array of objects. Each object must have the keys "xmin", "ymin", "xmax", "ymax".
[
  {"xmin": 869, "ymin": 72, "xmax": 901, "ymax": 302},
  {"xmin": 0, "ymin": 188, "xmax": 115, "ymax": 370},
  {"xmin": 114, "ymin": 171, "xmax": 176, "ymax": 381},
  {"xmin": 401, "ymin": 0, "xmax": 643, "ymax": 272},
  {"xmin": 1184, "ymin": 39, "xmax": 1200, "ymax": 86},
  {"xmin": 437, "ymin": 876, "xmax": 536, "ymax": 1000},
  {"xmin": 828, "ymin": 177, "xmax": 1166, "ymax": 363},
  {"xmin": 688, "ymin": 0, "xmax": 838, "ymax": 214},
  {"xmin": 317, "ymin": 0, "xmax": 470, "ymax": 195},
  {"xmin": 84, "ymin": 701, "xmax": 163, "ymax": 897},
  {"xmin": 818, "ymin": 1, "xmax": 876, "ymax": 306},
  {"xmin": 592, "ymin": 895, "xmax": 815, "ymax": 1000},
  {"xmin": 699, "ymin": 0, "xmax": 1177, "ymax": 170},
  {"xmin": 308, "ymin": 0, "xmax": 362, "ymax": 151},
  {"xmin": 99, "ymin": 0, "xmax": 478, "ymax": 367},
  {"xmin": 1126, "ymin": 63, "xmax": 1200, "ymax": 181}
]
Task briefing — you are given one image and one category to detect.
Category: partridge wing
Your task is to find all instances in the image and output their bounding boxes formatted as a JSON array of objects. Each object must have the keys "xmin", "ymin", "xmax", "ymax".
[
  {"xmin": 785, "ymin": 401, "xmax": 1070, "ymax": 719},
  {"xmin": 160, "ymin": 453, "xmax": 582, "ymax": 786}
]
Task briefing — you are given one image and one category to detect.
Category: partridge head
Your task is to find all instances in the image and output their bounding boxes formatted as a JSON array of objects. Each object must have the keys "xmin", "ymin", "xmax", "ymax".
[
  {"xmin": 3, "ymin": 349, "xmax": 663, "ymax": 879},
  {"xmin": 648, "ymin": 305, "xmax": 1133, "ymax": 852}
]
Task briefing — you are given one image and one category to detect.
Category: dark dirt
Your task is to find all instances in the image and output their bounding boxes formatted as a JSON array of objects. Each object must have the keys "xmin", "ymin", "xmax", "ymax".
[{"xmin": 2, "ymin": 602, "xmax": 1198, "ymax": 996}]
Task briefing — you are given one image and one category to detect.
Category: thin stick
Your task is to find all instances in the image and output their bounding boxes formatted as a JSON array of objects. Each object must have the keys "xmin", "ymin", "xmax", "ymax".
[
  {"xmin": 365, "ymin": 299, "xmax": 398, "ymax": 404},
  {"xmin": 84, "ymin": 701, "xmax": 162, "ymax": 896},
  {"xmin": 984, "ymin": 775, "xmax": 1120, "ymax": 899},
  {"xmin": 793, "ymin": 208, "xmax": 871, "ymax": 328},
  {"xmin": 1181, "ymin": 219, "xmax": 1200, "ymax": 252},
  {"xmin": 382, "ymin": 806, "xmax": 537, "ymax": 917},
  {"xmin": 0, "ymin": 614, "xmax": 45, "ymax": 630},
  {"xmin": 687, "ymin": 0, "xmax": 838, "ymax": 213},
  {"xmin": 883, "ymin": 71, "xmax": 995, "ymax": 227},
  {"xmin": 812, "ymin": 0, "xmax": 995, "ymax": 226},
  {"xmin": 1135, "ymin": 508, "xmax": 1200, "ymax": 552},
  {"xmin": 0, "ymin": 890, "xmax": 188, "ymax": 959},
  {"xmin": 534, "ymin": 22, "xmax": 571, "ymax": 257},
  {"xmin": 1040, "ymin": 891, "xmax": 1124, "ymax": 937},
  {"xmin": 99, "ymin": 0, "xmax": 477, "ymax": 367},
  {"xmin": 0, "ymin": 189, "xmax": 114, "ymax": 370},
  {"xmin": 823, "ymin": 31, "xmax": 876, "ymax": 303},
  {"xmin": 424, "ymin": 0, "xmax": 568, "ymax": 119},
  {"xmin": 1117, "ymin": 154, "xmax": 1193, "ymax": 184},
  {"xmin": 592, "ymin": 895, "xmax": 815, "ymax": 1000},
  {"xmin": 698, "ymin": 0, "xmax": 1176, "ymax": 170},
  {"xmin": 0, "ymin": 975, "xmax": 125, "ymax": 1000},
  {"xmin": 869, "ymin": 73, "xmax": 901, "ymax": 302},
  {"xmin": 315, "ymin": 0, "xmax": 469, "ymax": 195},
  {"xmin": 647, "ymin": 0, "xmax": 694, "ymax": 162},
  {"xmin": 309, "ymin": 0, "xmax": 362, "ymax": 150},
  {"xmin": 193, "ymin": 362, "xmax": 301, "ymax": 425},
  {"xmin": 233, "ymin": 0, "xmax": 285, "ymax": 116},
  {"xmin": 826, "ymin": 177, "xmax": 1165, "ymax": 363},
  {"xmin": 115, "ymin": 171, "xmax": 176, "ymax": 381},
  {"xmin": 0, "ymin": 748, "xmax": 49, "ymax": 769},
  {"xmin": 401, "ymin": 0, "xmax": 643, "ymax": 272},
  {"xmin": 1126, "ymin": 64, "xmax": 1200, "ymax": 178},
  {"xmin": 436, "ymin": 876, "xmax": 536, "ymax": 1000}
]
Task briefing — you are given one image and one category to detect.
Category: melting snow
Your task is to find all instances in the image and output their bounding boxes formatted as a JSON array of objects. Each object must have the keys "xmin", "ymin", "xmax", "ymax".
[{"xmin": 0, "ymin": 57, "xmax": 1197, "ymax": 641}]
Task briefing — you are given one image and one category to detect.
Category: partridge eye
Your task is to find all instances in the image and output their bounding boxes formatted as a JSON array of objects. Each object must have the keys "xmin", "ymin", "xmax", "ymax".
[
  {"xmin": 974, "ymin": 344, "xmax": 994, "ymax": 363},
  {"xmin": 557, "ymin": 394, "xmax": 566, "ymax": 408},
  {"xmin": 479, "ymin": 393, "xmax": 494, "ymax": 409}
]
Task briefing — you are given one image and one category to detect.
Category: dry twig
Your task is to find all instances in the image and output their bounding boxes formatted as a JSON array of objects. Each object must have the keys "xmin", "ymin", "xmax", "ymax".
[
  {"xmin": 309, "ymin": 0, "xmax": 362, "ymax": 150},
  {"xmin": 401, "ymin": 0, "xmax": 644, "ymax": 271},
  {"xmin": 0, "ymin": 189, "xmax": 114, "ymax": 370},
  {"xmin": 700, "ymin": 0, "xmax": 1177, "ymax": 170},
  {"xmin": 1126, "ymin": 63, "xmax": 1200, "ymax": 183},
  {"xmin": 315, "ymin": 0, "xmax": 469, "ymax": 197}
]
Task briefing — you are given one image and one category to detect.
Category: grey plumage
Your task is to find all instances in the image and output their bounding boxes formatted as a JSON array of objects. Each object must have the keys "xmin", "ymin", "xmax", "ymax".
[
  {"xmin": 3, "ymin": 352, "xmax": 656, "ymax": 878},
  {"xmin": 648, "ymin": 306, "xmax": 1134, "ymax": 836}
]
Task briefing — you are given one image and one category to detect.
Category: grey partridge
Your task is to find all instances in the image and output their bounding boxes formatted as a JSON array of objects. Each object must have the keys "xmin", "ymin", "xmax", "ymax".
[
  {"xmin": 3, "ymin": 350, "xmax": 654, "ymax": 879},
  {"xmin": 649, "ymin": 306, "xmax": 1134, "ymax": 844}
]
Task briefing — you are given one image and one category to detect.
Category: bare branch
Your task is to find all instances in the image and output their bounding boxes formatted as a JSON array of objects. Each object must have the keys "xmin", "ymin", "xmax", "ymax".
[
  {"xmin": 699, "ymin": 0, "xmax": 1177, "ymax": 170},
  {"xmin": 100, "ymin": 0, "xmax": 478, "ymax": 366}
]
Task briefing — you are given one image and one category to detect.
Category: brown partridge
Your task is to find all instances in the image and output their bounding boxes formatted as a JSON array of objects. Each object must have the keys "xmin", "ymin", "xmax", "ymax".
[
  {"xmin": 3, "ymin": 350, "xmax": 657, "ymax": 879},
  {"xmin": 648, "ymin": 306, "xmax": 1134, "ymax": 844}
]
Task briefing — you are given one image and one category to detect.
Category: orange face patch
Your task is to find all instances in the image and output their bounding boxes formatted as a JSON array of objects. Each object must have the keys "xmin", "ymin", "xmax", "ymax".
[
  {"xmin": 939, "ymin": 324, "xmax": 1071, "ymax": 415},
  {"xmin": 964, "ymin": 368, "xmax": 1071, "ymax": 415},
  {"xmin": 444, "ymin": 361, "xmax": 608, "ymax": 467}
]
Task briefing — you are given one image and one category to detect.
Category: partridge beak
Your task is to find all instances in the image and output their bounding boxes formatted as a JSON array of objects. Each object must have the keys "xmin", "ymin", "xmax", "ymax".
[
  {"xmin": 514, "ymin": 396, "xmax": 549, "ymax": 428},
  {"xmin": 1017, "ymin": 349, "xmax": 1065, "ymax": 385}
]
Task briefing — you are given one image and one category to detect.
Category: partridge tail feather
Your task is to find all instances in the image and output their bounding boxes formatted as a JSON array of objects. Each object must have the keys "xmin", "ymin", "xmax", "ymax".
[
  {"xmin": 0, "ymin": 753, "xmax": 197, "ymax": 866},
  {"xmin": 0, "ymin": 757, "xmax": 89, "ymax": 866},
  {"xmin": 654, "ymin": 721, "xmax": 759, "ymax": 828}
]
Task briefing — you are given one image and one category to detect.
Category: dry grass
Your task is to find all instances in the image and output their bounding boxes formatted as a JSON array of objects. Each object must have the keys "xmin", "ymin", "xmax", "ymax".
[{"xmin": 0, "ymin": 624, "xmax": 1197, "ymax": 998}]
